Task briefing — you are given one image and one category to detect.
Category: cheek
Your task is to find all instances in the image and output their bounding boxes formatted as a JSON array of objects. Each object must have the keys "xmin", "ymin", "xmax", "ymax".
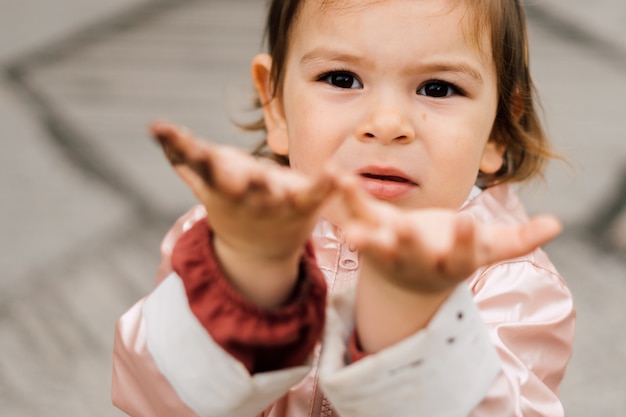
[
  {"xmin": 284, "ymin": 99, "xmax": 347, "ymax": 174},
  {"xmin": 289, "ymin": 139, "xmax": 340, "ymax": 176},
  {"xmin": 435, "ymin": 121, "xmax": 490, "ymax": 164},
  {"xmin": 285, "ymin": 117, "xmax": 329, "ymax": 175},
  {"xmin": 426, "ymin": 117, "xmax": 491, "ymax": 193},
  {"xmin": 457, "ymin": 111, "xmax": 497, "ymax": 162}
]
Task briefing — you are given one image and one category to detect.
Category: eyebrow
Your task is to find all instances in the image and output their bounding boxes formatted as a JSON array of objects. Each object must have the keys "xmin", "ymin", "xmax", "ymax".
[
  {"xmin": 421, "ymin": 63, "xmax": 484, "ymax": 85},
  {"xmin": 300, "ymin": 47, "xmax": 484, "ymax": 85},
  {"xmin": 300, "ymin": 48, "xmax": 365, "ymax": 67}
]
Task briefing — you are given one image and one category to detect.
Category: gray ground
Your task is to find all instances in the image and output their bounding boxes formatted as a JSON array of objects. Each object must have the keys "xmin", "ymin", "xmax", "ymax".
[{"xmin": 0, "ymin": 1, "xmax": 625, "ymax": 416}]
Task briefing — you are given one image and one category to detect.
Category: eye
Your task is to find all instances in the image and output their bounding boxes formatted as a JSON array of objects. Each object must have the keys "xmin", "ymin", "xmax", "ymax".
[
  {"xmin": 319, "ymin": 71, "xmax": 363, "ymax": 89},
  {"xmin": 417, "ymin": 81, "xmax": 460, "ymax": 98}
]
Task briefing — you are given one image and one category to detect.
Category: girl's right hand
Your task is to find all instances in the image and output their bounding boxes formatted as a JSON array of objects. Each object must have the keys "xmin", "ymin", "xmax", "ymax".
[{"xmin": 151, "ymin": 122, "xmax": 338, "ymax": 308}]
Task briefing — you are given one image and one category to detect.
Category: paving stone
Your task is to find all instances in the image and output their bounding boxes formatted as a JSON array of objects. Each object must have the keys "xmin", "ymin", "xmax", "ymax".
[
  {"xmin": 0, "ymin": 219, "xmax": 163, "ymax": 417},
  {"xmin": 518, "ymin": 17, "xmax": 626, "ymax": 226},
  {"xmin": 530, "ymin": 0, "xmax": 626, "ymax": 53},
  {"xmin": 546, "ymin": 235, "xmax": 626, "ymax": 417},
  {"xmin": 0, "ymin": 78, "xmax": 132, "ymax": 292},
  {"xmin": 18, "ymin": 0, "xmax": 266, "ymax": 217},
  {"xmin": 0, "ymin": 0, "xmax": 150, "ymax": 64},
  {"xmin": 609, "ymin": 210, "xmax": 626, "ymax": 251}
]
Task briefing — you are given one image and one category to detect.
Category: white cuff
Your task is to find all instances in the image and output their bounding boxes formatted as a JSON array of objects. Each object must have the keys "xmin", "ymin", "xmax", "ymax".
[
  {"xmin": 319, "ymin": 284, "xmax": 500, "ymax": 417},
  {"xmin": 143, "ymin": 273, "xmax": 311, "ymax": 417}
]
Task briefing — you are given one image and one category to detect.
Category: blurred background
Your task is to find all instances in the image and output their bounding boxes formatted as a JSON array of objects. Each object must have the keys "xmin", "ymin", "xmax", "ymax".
[{"xmin": 0, "ymin": 0, "xmax": 624, "ymax": 416}]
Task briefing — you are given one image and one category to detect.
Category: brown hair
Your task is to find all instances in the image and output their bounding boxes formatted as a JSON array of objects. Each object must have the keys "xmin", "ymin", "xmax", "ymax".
[{"xmin": 248, "ymin": 0, "xmax": 555, "ymax": 185}]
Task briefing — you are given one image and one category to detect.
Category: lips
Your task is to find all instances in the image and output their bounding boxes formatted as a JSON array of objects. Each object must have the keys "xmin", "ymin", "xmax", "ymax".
[
  {"xmin": 360, "ymin": 173, "xmax": 412, "ymax": 183},
  {"xmin": 357, "ymin": 167, "xmax": 417, "ymax": 200}
]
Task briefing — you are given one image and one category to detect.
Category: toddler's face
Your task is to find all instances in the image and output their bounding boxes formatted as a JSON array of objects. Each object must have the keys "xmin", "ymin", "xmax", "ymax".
[{"xmin": 260, "ymin": 0, "xmax": 503, "ymax": 216}]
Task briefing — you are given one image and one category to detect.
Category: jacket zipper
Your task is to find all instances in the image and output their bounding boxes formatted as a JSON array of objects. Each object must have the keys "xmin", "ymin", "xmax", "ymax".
[{"xmin": 310, "ymin": 240, "xmax": 355, "ymax": 416}]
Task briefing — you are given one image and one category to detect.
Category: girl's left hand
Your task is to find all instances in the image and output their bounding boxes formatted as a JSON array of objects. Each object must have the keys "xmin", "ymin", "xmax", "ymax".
[
  {"xmin": 339, "ymin": 177, "xmax": 562, "ymax": 294},
  {"xmin": 338, "ymin": 177, "xmax": 562, "ymax": 352}
]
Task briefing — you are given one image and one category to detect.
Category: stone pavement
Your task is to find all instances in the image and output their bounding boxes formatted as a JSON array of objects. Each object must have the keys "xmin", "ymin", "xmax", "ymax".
[
  {"xmin": 0, "ymin": 1, "xmax": 625, "ymax": 416},
  {"xmin": 534, "ymin": 0, "xmax": 626, "ymax": 53}
]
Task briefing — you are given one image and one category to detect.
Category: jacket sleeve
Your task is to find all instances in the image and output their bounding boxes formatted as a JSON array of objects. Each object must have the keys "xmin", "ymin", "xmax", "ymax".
[
  {"xmin": 112, "ymin": 207, "xmax": 327, "ymax": 417},
  {"xmin": 316, "ymin": 252, "xmax": 574, "ymax": 417},
  {"xmin": 469, "ymin": 254, "xmax": 575, "ymax": 416},
  {"xmin": 318, "ymin": 284, "xmax": 503, "ymax": 417}
]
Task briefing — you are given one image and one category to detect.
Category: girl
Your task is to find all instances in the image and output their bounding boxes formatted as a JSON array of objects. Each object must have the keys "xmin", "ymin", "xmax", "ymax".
[{"xmin": 112, "ymin": 0, "xmax": 575, "ymax": 416}]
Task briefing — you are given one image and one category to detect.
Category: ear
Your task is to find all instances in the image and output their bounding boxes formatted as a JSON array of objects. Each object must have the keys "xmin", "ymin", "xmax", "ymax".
[
  {"xmin": 251, "ymin": 53, "xmax": 289, "ymax": 155},
  {"xmin": 479, "ymin": 140, "xmax": 506, "ymax": 174}
]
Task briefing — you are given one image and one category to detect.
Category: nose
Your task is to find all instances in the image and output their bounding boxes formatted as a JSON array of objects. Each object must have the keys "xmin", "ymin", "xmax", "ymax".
[{"xmin": 356, "ymin": 100, "xmax": 415, "ymax": 144}]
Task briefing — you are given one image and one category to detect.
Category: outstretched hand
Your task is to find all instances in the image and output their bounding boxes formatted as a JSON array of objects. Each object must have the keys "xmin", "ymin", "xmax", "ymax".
[
  {"xmin": 338, "ymin": 177, "xmax": 562, "ymax": 294},
  {"xmin": 151, "ymin": 122, "xmax": 339, "ymax": 307},
  {"xmin": 336, "ymin": 178, "xmax": 562, "ymax": 351}
]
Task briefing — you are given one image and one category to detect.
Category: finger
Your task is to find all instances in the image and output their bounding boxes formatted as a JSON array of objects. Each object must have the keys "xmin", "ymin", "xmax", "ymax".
[
  {"xmin": 481, "ymin": 214, "xmax": 562, "ymax": 264},
  {"xmin": 290, "ymin": 165, "xmax": 340, "ymax": 211},
  {"xmin": 150, "ymin": 121, "xmax": 217, "ymax": 186},
  {"xmin": 390, "ymin": 214, "xmax": 455, "ymax": 274},
  {"xmin": 193, "ymin": 144, "xmax": 285, "ymax": 201},
  {"xmin": 338, "ymin": 175, "xmax": 381, "ymax": 226},
  {"xmin": 151, "ymin": 122, "xmax": 273, "ymax": 203},
  {"xmin": 343, "ymin": 222, "xmax": 398, "ymax": 259},
  {"xmin": 237, "ymin": 162, "xmax": 288, "ymax": 209},
  {"xmin": 446, "ymin": 213, "xmax": 478, "ymax": 275},
  {"xmin": 171, "ymin": 163, "xmax": 212, "ymax": 202},
  {"xmin": 150, "ymin": 122, "xmax": 215, "ymax": 197},
  {"xmin": 151, "ymin": 121, "xmax": 197, "ymax": 165},
  {"xmin": 220, "ymin": 155, "xmax": 310, "ymax": 208},
  {"xmin": 518, "ymin": 214, "xmax": 563, "ymax": 250}
]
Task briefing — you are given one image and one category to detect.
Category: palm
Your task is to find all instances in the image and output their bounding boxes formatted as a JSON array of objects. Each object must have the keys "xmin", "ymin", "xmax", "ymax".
[
  {"xmin": 339, "ymin": 179, "xmax": 562, "ymax": 293},
  {"xmin": 151, "ymin": 122, "xmax": 338, "ymax": 261}
]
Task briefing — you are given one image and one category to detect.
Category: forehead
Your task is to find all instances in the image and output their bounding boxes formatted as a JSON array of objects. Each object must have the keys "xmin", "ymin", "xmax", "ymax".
[
  {"xmin": 294, "ymin": 0, "xmax": 491, "ymax": 53},
  {"xmin": 311, "ymin": 0, "xmax": 488, "ymax": 21}
]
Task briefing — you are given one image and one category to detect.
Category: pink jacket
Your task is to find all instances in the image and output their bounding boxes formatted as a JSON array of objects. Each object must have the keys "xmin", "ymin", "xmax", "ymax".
[{"xmin": 112, "ymin": 184, "xmax": 575, "ymax": 417}]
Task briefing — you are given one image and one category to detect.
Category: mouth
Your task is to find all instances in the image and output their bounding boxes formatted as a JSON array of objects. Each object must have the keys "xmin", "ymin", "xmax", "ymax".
[
  {"xmin": 357, "ymin": 166, "xmax": 417, "ymax": 184},
  {"xmin": 357, "ymin": 167, "xmax": 417, "ymax": 200},
  {"xmin": 359, "ymin": 173, "xmax": 414, "ymax": 184}
]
